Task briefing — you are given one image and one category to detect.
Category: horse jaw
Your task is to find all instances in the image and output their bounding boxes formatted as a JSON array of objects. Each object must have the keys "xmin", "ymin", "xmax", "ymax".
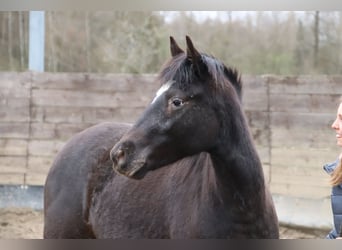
[{"xmin": 112, "ymin": 159, "xmax": 149, "ymax": 180}]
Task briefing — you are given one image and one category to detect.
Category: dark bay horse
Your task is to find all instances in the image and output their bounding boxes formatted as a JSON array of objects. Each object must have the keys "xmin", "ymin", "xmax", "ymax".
[{"xmin": 44, "ymin": 36, "xmax": 279, "ymax": 238}]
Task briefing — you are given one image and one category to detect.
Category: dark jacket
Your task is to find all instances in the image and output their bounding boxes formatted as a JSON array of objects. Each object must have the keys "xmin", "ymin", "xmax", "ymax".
[{"xmin": 323, "ymin": 159, "xmax": 342, "ymax": 239}]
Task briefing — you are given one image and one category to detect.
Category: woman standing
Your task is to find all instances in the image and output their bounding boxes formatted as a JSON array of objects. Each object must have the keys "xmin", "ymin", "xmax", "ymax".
[{"xmin": 324, "ymin": 98, "xmax": 342, "ymax": 239}]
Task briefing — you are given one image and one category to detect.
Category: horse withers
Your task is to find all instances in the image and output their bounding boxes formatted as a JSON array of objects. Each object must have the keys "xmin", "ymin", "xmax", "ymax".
[{"xmin": 44, "ymin": 36, "xmax": 279, "ymax": 238}]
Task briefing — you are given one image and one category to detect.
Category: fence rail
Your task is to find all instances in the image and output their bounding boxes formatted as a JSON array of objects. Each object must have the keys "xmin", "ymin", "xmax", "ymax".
[{"xmin": 1, "ymin": 72, "xmax": 341, "ymax": 201}]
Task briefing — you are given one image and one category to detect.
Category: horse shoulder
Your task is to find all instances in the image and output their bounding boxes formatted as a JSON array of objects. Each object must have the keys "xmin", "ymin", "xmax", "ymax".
[{"xmin": 44, "ymin": 122, "xmax": 130, "ymax": 238}]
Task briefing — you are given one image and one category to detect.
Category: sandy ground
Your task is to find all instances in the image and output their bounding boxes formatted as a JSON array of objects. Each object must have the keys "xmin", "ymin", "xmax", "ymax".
[
  {"xmin": 0, "ymin": 208, "xmax": 43, "ymax": 239},
  {"xmin": 0, "ymin": 207, "xmax": 328, "ymax": 239}
]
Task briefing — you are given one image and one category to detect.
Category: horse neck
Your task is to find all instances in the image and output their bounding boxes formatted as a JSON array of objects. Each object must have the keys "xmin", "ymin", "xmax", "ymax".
[{"xmin": 208, "ymin": 101, "xmax": 266, "ymax": 198}]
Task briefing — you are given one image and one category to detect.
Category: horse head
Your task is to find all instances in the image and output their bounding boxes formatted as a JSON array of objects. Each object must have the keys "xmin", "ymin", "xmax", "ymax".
[{"xmin": 110, "ymin": 36, "xmax": 242, "ymax": 179}]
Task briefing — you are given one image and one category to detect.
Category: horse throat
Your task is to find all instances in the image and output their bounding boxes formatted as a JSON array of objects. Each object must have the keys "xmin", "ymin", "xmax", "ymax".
[{"xmin": 208, "ymin": 109, "xmax": 266, "ymax": 198}]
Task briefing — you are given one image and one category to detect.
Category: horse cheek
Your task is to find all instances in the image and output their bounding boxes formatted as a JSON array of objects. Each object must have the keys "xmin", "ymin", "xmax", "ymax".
[{"xmin": 197, "ymin": 110, "xmax": 219, "ymax": 146}]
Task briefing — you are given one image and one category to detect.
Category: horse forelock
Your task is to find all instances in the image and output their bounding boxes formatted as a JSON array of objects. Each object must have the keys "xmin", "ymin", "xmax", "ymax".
[
  {"xmin": 158, "ymin": 53, "xmax": 242, "ymax": 100},
  {"xmin": 158, "ymin": 54, "xmax": 191, "ymax": 87}
]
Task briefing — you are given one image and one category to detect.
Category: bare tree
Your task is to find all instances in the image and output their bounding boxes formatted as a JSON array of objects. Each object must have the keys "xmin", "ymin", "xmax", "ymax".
[
  {"xmin": 313, "ymin": 11, "xmax": 320, "ymax": 69},
  {"xmin": 338, "ymin": 12, "xmax": 342, "ymax": 73},
  {"xmin": 1, "ymin": 11, "xmax": 342, "ymax": 74},
  {"xmin": 84, "ymin": 12, "xmax": 91, "ymax": 72},
  {"xmin": 7, "ymin": 12, "xmax": 13, "ymax": 70},
  {"xmin": 18, "ymin": 11, "xmax": 25, "ymax": 70}
]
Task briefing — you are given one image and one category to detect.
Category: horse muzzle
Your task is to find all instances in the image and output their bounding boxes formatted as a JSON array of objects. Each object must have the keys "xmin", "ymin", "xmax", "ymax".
[{"xmin": 110, "ymin": 142, "xmax": 149, "ymax": 180}]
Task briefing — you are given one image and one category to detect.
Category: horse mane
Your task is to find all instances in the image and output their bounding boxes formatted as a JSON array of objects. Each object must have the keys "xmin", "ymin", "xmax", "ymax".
[{"xmin": 158, "ymin": 52, "xmax": 242, "ymax": 101}]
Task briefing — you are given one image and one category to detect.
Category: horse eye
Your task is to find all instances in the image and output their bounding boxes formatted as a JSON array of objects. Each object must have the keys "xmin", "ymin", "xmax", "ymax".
[{"xmin": 171, "ymin": 98, "xmax": 184, "ymax": 108}]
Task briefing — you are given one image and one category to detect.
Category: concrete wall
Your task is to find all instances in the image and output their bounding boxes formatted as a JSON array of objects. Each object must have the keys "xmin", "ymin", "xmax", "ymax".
[{"xmin": 1, "ymin": 72, "xmax": 342, "ymax": 228}]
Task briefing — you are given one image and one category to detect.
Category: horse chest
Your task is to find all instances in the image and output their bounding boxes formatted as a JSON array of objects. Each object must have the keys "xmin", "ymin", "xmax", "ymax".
[
  {"xmin": 164, "ymin": 193, "xmax": 233, "ymax": 238},
  {"xmin": 88, "ymin": 178, "xmax": 170, "ymax": 238}
]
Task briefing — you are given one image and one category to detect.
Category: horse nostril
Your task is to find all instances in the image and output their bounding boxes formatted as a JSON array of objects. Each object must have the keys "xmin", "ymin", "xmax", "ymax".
[
  {"xmin": 111, "ymin": 141, "xmax": 135, "ymax": 169},
  {"xmin": 117, "ymin": 149, "xmax": 124, "ymax": 157},
  {"xmin": 116, "ymin": 149, "xmax": 125, "ymax": 161},
  {"xmin": 111, "ymin": 148, "xmax": 127, "ymax": 167}
]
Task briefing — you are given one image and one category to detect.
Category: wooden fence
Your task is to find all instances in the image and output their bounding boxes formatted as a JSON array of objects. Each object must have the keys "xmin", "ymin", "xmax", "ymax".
[{"xmin": 1, "ymin": 72, "xmax": 342, "ymax": 201}]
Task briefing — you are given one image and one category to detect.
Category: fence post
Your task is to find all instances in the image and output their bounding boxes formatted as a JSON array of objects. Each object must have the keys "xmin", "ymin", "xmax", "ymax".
[{"xmin": 29, "ymin": 11, "xmax": 45, "ymax": 72}]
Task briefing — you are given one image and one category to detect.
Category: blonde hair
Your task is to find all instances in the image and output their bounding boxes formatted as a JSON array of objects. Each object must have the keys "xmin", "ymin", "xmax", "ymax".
[
  {"xmin": 330, "ymin": 96, "xmax": 342, "ymax": 186},
  {"xmin": 330, "ymin": 160, "xmax": 342, "ymax": 186}
]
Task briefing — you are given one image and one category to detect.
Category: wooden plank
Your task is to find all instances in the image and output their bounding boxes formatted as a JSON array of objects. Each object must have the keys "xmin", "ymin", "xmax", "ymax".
[
  {"xmin": 32, "ymin": 106, "xmax": 85, "ymax": 123},
  {"xmin": 270, "ymin": 93, "xmax": 339, "ymax": 113},
  {"xmin": 30, "ymin": 122, "xmax": 56, "ymax": 139},
  {"xmin": 271, "ymin": 148, "xmax": 340, "ymax": 172},
  {"xmin": 270, "ymin": 94, "xmax": 310, "ymax": 112},
  {"xmin": 0, "ymin": 84, "xmax": 30, "ymax": 97},
  {"xmin": 245, "ymin": 111, "xmax": 269, "ymax": 147},
  {"xmin": 31, "ymin": 72, "xmax": 158, "ymax": 92},
  {"xmin": 0, "ymin": 123, "xmax": 29, "ymax": 139},
  {"xmin": 0, "ymin": 106, "xmax": 29, "ymax": 122},
  {"xmin": 271, "ymin": 127, "xmax": 337, "ymax": 148},
  {"xmin": 242, "ymin": 96, "xmax": 268, "ymax": 112},
  {"xmin": 0, "ymin": 156, "xmax": 26, "ymax": 174},
  {"xmin": 270, "ymin": 182, "xmax": 330, "ymax": 199},
  {"xmin": 245, "ymin": 110, "xmax": 269, "ymax": 128},
  {"xmin": 242, "ymin": 76, "xmax": 268, "ymax": 110},
  {"xmin": 0, "ymin": 139, "xmax": 27, "ymax": 156},
  {"xmin": 309, "ymin": 94, "xmax": 341, "ymax": 113},
  {"xmin": 27, "ymin": 156, "xmax": 53, "ymax": 175},
  {"xmin": 31, "ymin": 89, "xmax": 112, "ymax": 108},
  {"xmin": 0, "ymin": 173, "xmax": 24, "ymax": 185},
  {"xmin": 25, "ymin": 173, "xmax": 47, "ymax": 186},
  {"xmin": 270, "ymin": 112, "xmax": 337, "ymax": 148},
  {"xmin": 271, "ymin": 172, "xmax": 328, "ymax": 187},
  {"xmin": 262, "ymin": 163, "xmax": 271, "ymax": 184},
  {"xmin": 271, "ymin": 165, "xmax": 330, "ymax": 181},
  {"xmin": 54, "ymin": 123, "xmax": 95, "ymax": 140},
  {"xmin": 31, "ymin": 89, "xmax": 152, "ymax": 108},
  {"xmin": 271, "ymin": 112, "xmax": 334, "ymax": 129},
  {"xmin": 0, "ymin": 74, "xmax": 31, "ymax": 139},
  {"xmin": 2, "ymin": 97, "xmax": 30, "ymax": 108},
  {"xmin": 267, "ymin": 75, "xmax": 342, "ymax": 94},
  {"xmin": 0, "ymin": 72, "xmax": 31, "ymax": 89},
  {"xmin": 255, "ymin": 146, "xmax": 270, "ymax": 165},
  {"xmin": 91, "ymin": 107, "xmax": 143, "ymax": 124},
  {"xmin": 32, "ymin": 106, "xmax": 143, "ymax": 124},
  {"xmin": 31, "ymin": 122, "xmax": 92, "ymax": 141},
  {"xmin": 249, "ymin": 127, "xmax": 268, "ymax": 147},
  {"xmin": 28, "ymin": 139, "xmax": 65, "ymax": 157},
  {"xmin": 115, "ymin": 107, "xmax": 146, "ymax": 123},
  {"xmin": 242, "ymin": 75, "xmax": 267, "ymax": 91}
]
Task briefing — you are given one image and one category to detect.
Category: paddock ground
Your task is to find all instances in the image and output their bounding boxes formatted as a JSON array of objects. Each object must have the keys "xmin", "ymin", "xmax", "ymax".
[{"xmin": 0, "ymin": 208, "xmax": 328, "ymax": 239}]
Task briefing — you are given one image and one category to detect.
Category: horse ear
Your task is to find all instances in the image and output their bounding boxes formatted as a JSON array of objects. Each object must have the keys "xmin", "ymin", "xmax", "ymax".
[
  {"xmin": 185, "ymin": 35, "xmax": 201, "ymax": 63},
  {"xmin": 186, "ymin": 35, "xmax": 204, "ymax": 77},
  {"xmin": 170, "ymin": 36, "xmax": 184, "ymax": 57}
]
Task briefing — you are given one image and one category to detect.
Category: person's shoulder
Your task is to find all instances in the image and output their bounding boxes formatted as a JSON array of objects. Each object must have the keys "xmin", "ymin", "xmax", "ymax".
[
  {"xmin": 323, "ymin": 158, "xmax": 340, "ymax": 175},
  {"xmin": 326, "ymin": 229, "xmax": 338, "ymax": 239}
]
